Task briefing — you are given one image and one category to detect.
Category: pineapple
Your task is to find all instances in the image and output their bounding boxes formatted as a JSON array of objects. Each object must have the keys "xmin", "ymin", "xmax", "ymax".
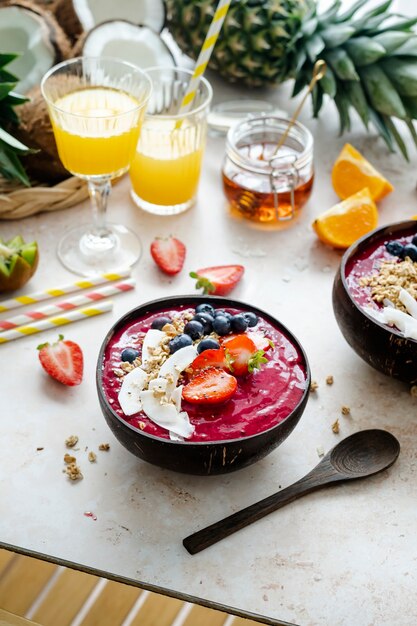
[
  {"xmin": 0, "ymin": 53, "xmax": 32, "ymax": 186},
  {"xmin": 165, "ymin": 0, "xmax": 417, "ymax": 157}
]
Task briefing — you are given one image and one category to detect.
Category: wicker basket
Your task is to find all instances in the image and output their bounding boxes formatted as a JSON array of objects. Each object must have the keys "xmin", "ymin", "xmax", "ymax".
[{"xmin": 0, "ymin": 176, "xmax": 88, "ymax": 220}]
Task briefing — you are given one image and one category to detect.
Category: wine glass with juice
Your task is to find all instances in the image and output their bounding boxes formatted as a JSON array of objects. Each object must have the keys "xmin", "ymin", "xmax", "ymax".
[{"xmin": 41, "ymin": 57, "xmax": 152, "ymax": 275}]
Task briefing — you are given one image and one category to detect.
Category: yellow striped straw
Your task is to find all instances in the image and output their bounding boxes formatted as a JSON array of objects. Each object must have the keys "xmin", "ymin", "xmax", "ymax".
[
  {"xmin": 0, "ymin": 300, "xmax": 113, "ymax": 344},
  {"xmin": 178, "ymin": 0, "xmax": 231, "ymax": 115},
  {"xmin": 0, "ymin": 270, "xmax": 130, "ymax": 313}
]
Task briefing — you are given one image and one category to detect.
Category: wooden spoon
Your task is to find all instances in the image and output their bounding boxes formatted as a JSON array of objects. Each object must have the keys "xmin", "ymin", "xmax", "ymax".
[{"xmin": 183, "ymin": 429, "xmax": 400, "ymax": 555}]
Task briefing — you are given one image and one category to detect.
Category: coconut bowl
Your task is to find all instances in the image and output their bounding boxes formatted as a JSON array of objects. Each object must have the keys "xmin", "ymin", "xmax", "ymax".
[
  {"xmin": 96, "ymin": 295, "xmax": 310, "ymax": 475},
  {"xmin": 333, "ymin": 220, "xmax": 417, "ymax": 386}
]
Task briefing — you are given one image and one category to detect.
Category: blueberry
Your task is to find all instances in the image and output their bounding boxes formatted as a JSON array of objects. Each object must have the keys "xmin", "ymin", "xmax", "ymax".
[
  {"xmin": 385, "ymin": 241, "xmax": 404, "ymax": 257},
  {"xmin": 212, "ymin": 315, "xmax": 231, "ymax": 336},
  {"xmin": 195, "ymin": 303, "xmax": 215, "ymax": 316},
  {"xmin": 402, "ymin": 243, "xmax": 417, "ymax": 262},
  {"xmin": 197, "ymin": 338, "xmax": 220, "ymax": 353},
  {"xmin": 231, "ymin": 313, "xmax": 249, "ymax": 333},
  {"xmin": 214, "ymin": 309, "xmax": 233, "ymax": 320},
  {"xmin": 412, "ymin": 234, "xmax": 417, "ymax": 247},
  {"xmin": 151, "ymin": 316, "xmax": 171, "ymax": 330},
  {"xmin": 243, "ymin": 311, "xmax": 259, "ymax": 327},
  {"xmin": 121, "ymin": 348, "xmax": 139, "ymax": 363},
  {"xmin": 169, "ymin": 334, "xmax": 193, "ymax": 353},
  {"xmin": 193, "ymin": 312, "xmax": 214, "ymax": 333},
  {"xmin": 184, "ymin": 320, "xmax": 204, "ymax": 340}
]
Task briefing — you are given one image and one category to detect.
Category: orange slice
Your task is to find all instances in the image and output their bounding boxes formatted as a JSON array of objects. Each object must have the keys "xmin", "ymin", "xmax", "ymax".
[
  {"xmin": 332, "ymin": 143, "xmax": 394, "ymax": 202},
  {"xmin": 312, "ymin": 187, "xmax": 378, "ymax": 249}
]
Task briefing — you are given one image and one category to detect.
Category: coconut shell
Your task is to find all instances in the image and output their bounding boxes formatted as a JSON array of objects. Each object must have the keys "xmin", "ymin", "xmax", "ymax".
[
  {"xmin": 13, "ymin": 86, "xmax": 69, "ymax": 183},
  {"xmin": 53, "ymin": 0, "xmax": 83, "ymax": 44},
  {"xmin": 3, "ymin": 0, "xmax": 72, "ymax": 61}
]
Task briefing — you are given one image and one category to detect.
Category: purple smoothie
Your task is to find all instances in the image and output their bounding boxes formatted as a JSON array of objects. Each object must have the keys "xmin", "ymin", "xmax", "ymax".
[
  {"xmin": 101, "ymin": 306, "xmax": 307, "ymax": 442},
  {"xmin": 345, "ymin": 226, "xmax": 417, "ymax": 311}
]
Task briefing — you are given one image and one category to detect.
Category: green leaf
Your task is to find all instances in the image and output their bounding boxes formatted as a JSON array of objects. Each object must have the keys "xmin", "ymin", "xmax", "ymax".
[
  {"xmin": 312, "ymin": 84, "xmax": 324, "ymax": 118},
  {"xmin": 406, "ymin": 119, "xmax": 417, "ymax": 148},
  {"xmin": 391, "ymin": 38, "xmax": 417, "ymax": 57},
  {"xmin": 292, "ymin": 71, "xmax": 308, "ymax": 97},
  {"xmin": 344, "ymin": 37, "xmax": 386, "ymax": 66},
  {"xmin": 0, "ymin": 53, "xmax": 18, "ymax": 69},
  {"xmin": 319, "ymin": 1, "xmax": 342, "ymax": 25},
  {"xmin": 344, "ymin": 81, "xmax": 370, "ymax": 127},
  {"xmin": 334, "ymin": 92, "xmax": 351, "ymax": 133},
  {"xmin": 319, "ymin": 65, "xmax": 337, "ymax": 97},
  {"xmin": 0, "ymin": 142, "xmax": 31, "ymax": 186},
  {"xmin": 383, "ymin": 115, "xmax": 409, "ymax": 159},
  {"xmin": 381, "ymin": 59, "xmax": 417, "ymax": 96},
  {"xmin": 0, "ymin": 69, "xmax": 19, "ymax": 83},
  {"xmin": 336, "ymin": 0, "xmax": 369, "ymax": 23},
  {"xmin": 325, "ymin": 49, "xmax": 359, "ymax": 80},
  {"xmin": 305, "ymin": 34, "xmax": 325, "ymax": 62},
  {"xmin": 359, "ymin": 65, "xmax": 407, "ymax": 119},
  {"xmin": 0, "ymin": 82, "xmax": 17, "ymax": 102},
  {"xmin": 374, "ymin": 31, "xmax": 411, "ymax": 54},
  {"xmin": 0, "ymin": 127, "xmax": 31, "ymax": 152},
  {"xmin": 402, "ymin": 96, "xmax": 417, "ymax": 118},
  {"xmin": 368, "ymin": 110, "xmax": 395, "ymax": 151},
  {"xmin": 358, "ymin": 0, "xmax": 393, "ymax": 20},
  {"xmin": 320, "ymin": 25, "xmax": 355, "ymax": 48},
  {"xmin": 302, "ymin": 17, "xmax": 318, "ymax": 38},
  {"xmin": 4, "ymin": 91, "xmax": 28, "ymax": 106},
  {"xmin": 376, "ymin": 16, "xmax": 417, "ymax": 32}
]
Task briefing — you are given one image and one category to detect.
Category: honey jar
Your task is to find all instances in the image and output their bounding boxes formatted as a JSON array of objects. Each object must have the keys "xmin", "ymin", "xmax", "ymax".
[{"xmin": 222, "ymin": 116, "xmax": 314, "ymax": 224}]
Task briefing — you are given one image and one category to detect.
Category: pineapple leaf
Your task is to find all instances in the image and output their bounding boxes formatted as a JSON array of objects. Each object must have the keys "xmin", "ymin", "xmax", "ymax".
[
  {"xmin": 319, "ymin": 65, "xmax": 337, "ymax": 97},
  {"xmin": 336, "ymin": 0, "xmax": 369, "ymax": 23},
  {"xmin": 311, "ymin": 84, "xmax": 324, "ymax": 118},
  {"xmin": 359, "ymin": 65, "xmax": 407, "ymax": 118},
  {"xmin": 358, "ymin": 14, "xmax": 392, "ymax": 34},
  {"xmin": 358, "ymin": 0, "xmax": 393, "ymax": 21},
  {"xmin": 344, "ymin": 37, "xmax": 386, "ymax": 66},
  {"xmin": 320, "ymin": 25, "xmax": 355, "ymax": 49},
  {"xmin": 406, "ymin": 120, "xmax": 417, "ymax": 148},
  {"xmin": 374, "ymin": 31, "xmax": 411, "ymax": 53},
  {"xmin": 382, "ymin": 115, "xmax": 409, "ymax": 159},
  {"xmin": 391, "ymin": 38, "xmax": 417, "ymax": 57},
  {"xmin": 334, "ymin": 90, "xmax": 351, "ymax": 133},
  {"xmin": 325, "ymin": 49, "xmax": 359, "ymax": 80},
  {"xmin": 402, "ymin": 96, "xmax": 417, "ymax": 118},
  {"xmin": 368, "ymin": 110, "xmax": 395, "ymax": 151},
  {"xmin": 319, "ymin": 1, "xmax": 342, "ymax": 25},
  {"xmin": 0, "ymin": 127, "xmax": 31, "ymax": 152},
  {"xmin": 0, "ymin": 53, "xmax": 18, "ymax": 68},
  {"xmin": 305, "ymin": 34, "xmax": 325, "ymax": 62},
  {"xmin": 381, "ymin": 59, "xmax": 417, "ymax": 97},
  {"xmin": 376, "ymin": 16, "xmax": 417, "ymax": 32},
  {"xmin": 302, "ymin": 17, "xmax": 318, "ymax": 38},
  {"xmin": 0, "ymin": 82, "xmax": 17, "ymax": 102},
  {"xmin": 344, "ymin": 81, "xmax": 370, "ymax": 127},
  {"xmin": 0, "ymin": 141, "xmax": 31, "ymax": 186},
  {"xmin": 4, "ymin": 92, "xmax": 28, "ymax": 106}
]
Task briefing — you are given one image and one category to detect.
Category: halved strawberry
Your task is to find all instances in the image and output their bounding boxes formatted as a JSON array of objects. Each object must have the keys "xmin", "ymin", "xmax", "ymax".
[
  {"xmin": 190, "ymin": 348, "xmax": 228, "ymax": 372},
  {"xmin": 150, "ymin": 236, "xmax": 186, "ymax": 275},
  {"xmin": 190, "ymin": 265, "xmax": 244, "ymax": 295},
  {"xmin": 182, "ymin": 367, "xmax": 237, "ymax": 405},
  {"xmin": 37, "ymin": 334, "xmax": 83, "ymax": 386},
  {"xmin": 222, "ymin": 334, "xmax": 267, "ymax": 376}
]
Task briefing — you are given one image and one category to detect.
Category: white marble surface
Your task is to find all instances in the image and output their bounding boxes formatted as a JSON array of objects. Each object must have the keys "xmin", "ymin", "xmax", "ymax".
[{"xmin": 1, "ymin": 6, "xmax": 417, "ymax": 626}]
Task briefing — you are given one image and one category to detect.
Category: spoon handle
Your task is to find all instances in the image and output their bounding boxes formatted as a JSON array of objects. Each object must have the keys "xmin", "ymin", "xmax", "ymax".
[{"xmin": 183, "ymin": 458, "xmax": 343, "ymax": 555}]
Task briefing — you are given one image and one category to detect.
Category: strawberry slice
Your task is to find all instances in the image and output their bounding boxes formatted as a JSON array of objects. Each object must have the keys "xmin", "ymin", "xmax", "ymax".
[
  {"xmin": 150, "ymin": 236, "xmax": 186, "ymax": 275},
  {"xmin": 190, "ymin": 265, "xmax": 244, "ymax": 295},
  {"xmin": 182, "ymin": 367, "xmax": 237, "ymax": 405},
  {"xmin": 222, "ymin": 334, "xmax": 267, "ymax": 376},
  {"xmin": 190, "ymin": 348, "xmax": 228, "ymax": 372},
  {"xmin": 37, "ymin": 334, "xmax": 83, "ymax": 386}
]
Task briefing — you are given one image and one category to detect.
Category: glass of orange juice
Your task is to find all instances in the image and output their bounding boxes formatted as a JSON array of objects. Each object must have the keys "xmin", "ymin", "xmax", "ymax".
[
  {"xmin": 129, "ymin": 67, "xmax": 212, "ymax": 216},
  {"xmin": 41, "ymin": 57, "xmax": 152, "ymax": 275}
]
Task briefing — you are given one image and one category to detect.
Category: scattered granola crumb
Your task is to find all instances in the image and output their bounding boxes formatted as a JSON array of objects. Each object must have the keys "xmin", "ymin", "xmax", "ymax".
[
  {"xmin": 64, "ymin": 453, "xmax": 76, "ymax": 464},
  {"xmin": 88, "ymin": 451, "xmax": 97, "ymax": 463},
  {"xmin": 138, "ymin": 421, "xmax": 145, "ymax": 430},
  {"xmin": 341, "ymin": 405, "xmax": 351, "ymax": 416},
  {"xmin": 332, "ymin": 419, "xmax": 340, "ymax": 434},
  {"xmin": 317, "ymin": 446, "xmax": 325, "ymax": 457},
  {"xmin": 99, "ymin": 443, "xmax": 110, "ymax": 451},
  {"xmin": 65, "ymin": 462, "xmax": 83, "ymax": 481},
  {"xmin": 65, "ymin": 435, "xmax": 79, "ymax": 448},
  {"xmin": 310, "ymin": 381, "xmax": 319, "ymax": 393},
  {"xmin": 36, "ymin": 447, "xmax": 44, "ymax": 451},
  {"xmin": 113, "ymin": 368, "xmax": 125, "ymax": 377},
  {"xmin": 410, "ymin": 385, "xmax": 417, "ymax": 397},
  {"xmin": 326, "ymin": 375, "xmax": 334, "ymax": 385}
]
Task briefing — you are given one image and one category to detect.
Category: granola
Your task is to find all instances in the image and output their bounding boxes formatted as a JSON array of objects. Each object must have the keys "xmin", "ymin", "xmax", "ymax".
[
  {"xmin": 359, "ymin": 256, "xmax": 417, "ymax": 311},
  {"xmin": 65, "ymin": 462, "xmax": 83, "ymax": 481},
  {"xmin": 88, "ymin": 451, "xmax": 97, "ymax": 463},
  {"xmin": 331, "ymin": 419, "xmax": 340, "ymax": 434},
  {"xmin": 99, "ymin": 443, "xmax": 110, "ymax": 451},
  {"xmin": 65, "ymin": 435, "xmax": 79, "ymax": 448}
]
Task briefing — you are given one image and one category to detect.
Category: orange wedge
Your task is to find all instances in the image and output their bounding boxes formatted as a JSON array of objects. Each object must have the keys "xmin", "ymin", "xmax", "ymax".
[
  {"xmin": 332, "ymin": 143, "xmax": 394, "ymax": 202},
  {"xmin": 312, "ymin": 188, "xmax": 378, "ymax": 249}
]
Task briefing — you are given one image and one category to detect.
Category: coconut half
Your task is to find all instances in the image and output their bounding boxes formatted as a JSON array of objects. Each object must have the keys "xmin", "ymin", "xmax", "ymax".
[
  {"xmin": 0, "ymin": 2, "xmax": 71, "ymax": 94},
  {"xmin": 81, "ymin": 21, "xmax": 176, "ymax": 70},
  {"xmin": 54, "ymin": 0, "xmax": 165, "ymax": 43}
]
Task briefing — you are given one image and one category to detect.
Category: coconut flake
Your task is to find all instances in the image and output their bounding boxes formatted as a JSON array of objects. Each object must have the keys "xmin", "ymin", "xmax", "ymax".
[
  {"xmin": 139, "ymin": 390, "xmax": 194, "ymax": 438},
  {"xmin": 118, "ymin": 367, "xmax": 148, "ymax": 416},
  {"xmin": 141, "ymin": 329, "xmax": 165, "ymax": 370},
  {"xmin": 399, "ymin": 288, "xmax": 417, "ymax": 320}
]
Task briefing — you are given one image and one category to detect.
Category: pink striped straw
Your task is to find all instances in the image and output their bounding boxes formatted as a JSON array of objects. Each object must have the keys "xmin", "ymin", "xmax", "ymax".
[{"xmin": 0, "ymin": 278, "xmax": 135, "ymax": 332}]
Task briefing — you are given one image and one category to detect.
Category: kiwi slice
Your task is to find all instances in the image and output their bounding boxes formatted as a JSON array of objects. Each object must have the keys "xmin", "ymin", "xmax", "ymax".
[{"xmin": 0, "ymin": 236, "xmax": 39, "ymax": 292}]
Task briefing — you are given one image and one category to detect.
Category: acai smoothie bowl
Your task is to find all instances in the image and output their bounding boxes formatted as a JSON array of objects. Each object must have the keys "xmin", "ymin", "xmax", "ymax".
[
  {"xmin": 97, "ymin": 296, "xmax": 310, "ymax": 475},
  {"xmin": 333, "ymin": 220, "xmax": 417, "ymax": 385}
]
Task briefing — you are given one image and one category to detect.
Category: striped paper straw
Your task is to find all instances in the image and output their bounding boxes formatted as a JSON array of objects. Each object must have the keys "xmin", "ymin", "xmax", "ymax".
[
  {"xmin": 0, "ymin": 270, "xmax": 130, "ymax": 313},
  {"xmin": 0, "ymin": 278, "xmax": 134, "ymax": 331},
  {"xmin": 0, "ymin": 300, "xmax": 113, "ymax": 344},
  {"xmin": 178, "ymin": 0, "xmax": 231, "ymax": 114}
]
